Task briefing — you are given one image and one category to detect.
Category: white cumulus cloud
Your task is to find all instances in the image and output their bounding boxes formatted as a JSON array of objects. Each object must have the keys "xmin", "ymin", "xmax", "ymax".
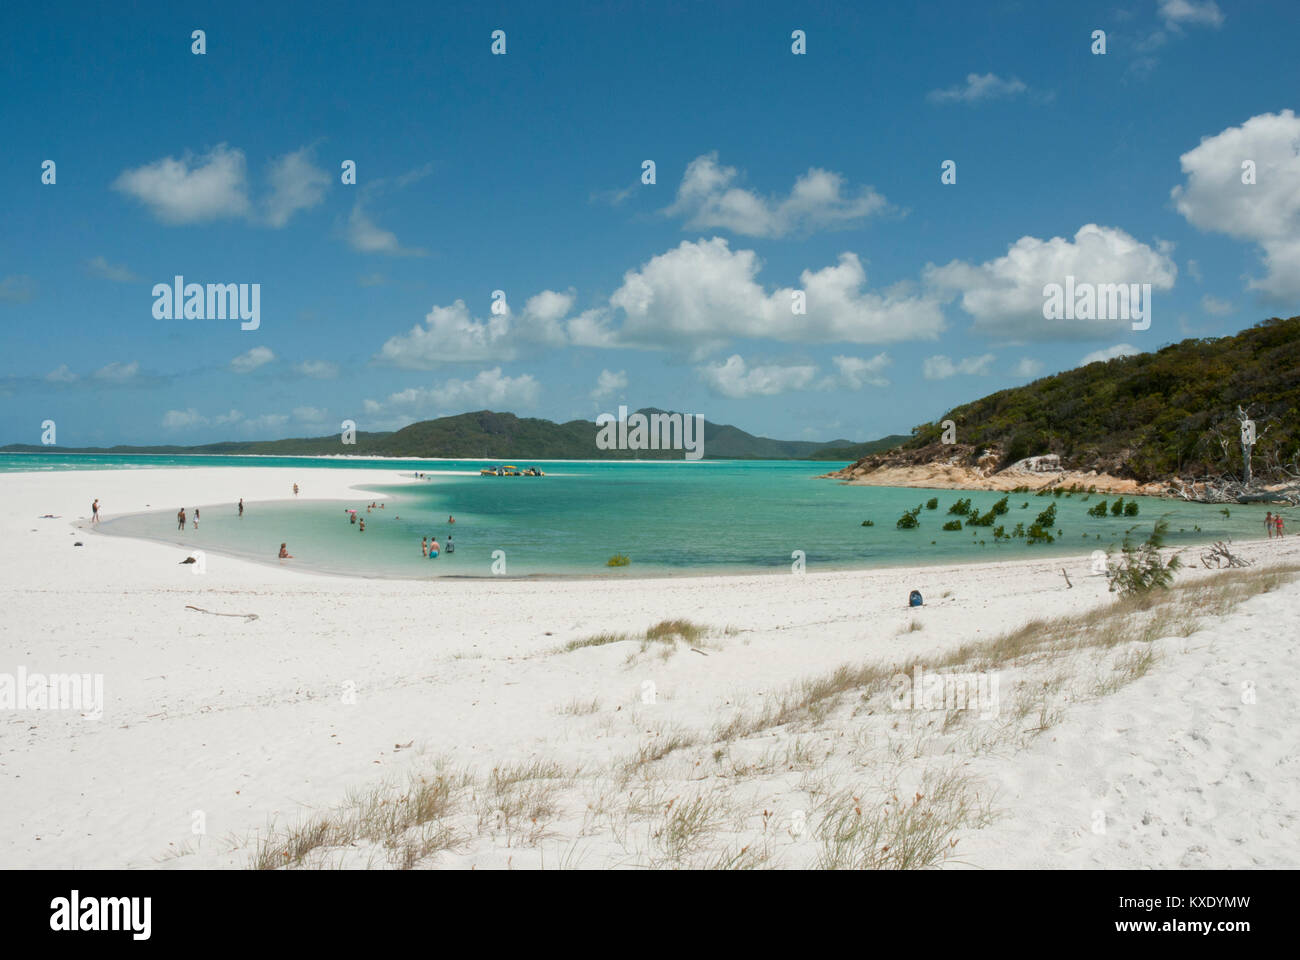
[
  {"xmin": 1171, "ymin": 110, "xmax": 1300, "ymax": 299},
  {"xmin": 697, "ymin": 355, "xmax": 819, "ymax": 398},
  {"xmin": 927, "ymin": 73, "xmax": 1031, "ymax": 104},
  {"xmin": 1013, "ymin": 357, "xmax": 1045, "ymax": 378},
  {"xmin": 922, "ymin": 353, "xmax": 996, "ymax": 380},
  {"xmin": 377, "ymin": 300, "xmax": 514, "ymax": 368},
  {"xmin": 347, "ymin": 204, "xmax": 425, "ymax": 256},
  {"xmin": 924, "ymin": 224, "xmax": 1177, "ymax": 340},
  {"xmin": 45, "ymin": 364, "xmax": 78, "ymax": 383},
  {"xmin": 591, "ymin": 369, "xmax": 628, "ymax": 402},
  {"xmin": 611, "ymin": 238, "xmax": 944, "ymax": 353},
  {"xmin": 1201, "ymin": 294, "xmax": 1234, "ymax": 316},
  {"xmin": 664, "ymin": 153, "xmax": 892, "ymax": 237},
  {"xmin": 831, "ymin": 353, "xmax": 892, "ymax": 389},
  {"xmin": 113, "ymin": 144, "xmax": 251, "ymax": 224},
  {"xmin": 230, "ymin": 346, "xmax": 276, "ymax": 373},
  {"xmin": 162, "ymin": 408, "xmax": 205, "ymax": 429},
  {"xmin": 93, "ymin": 361, "xmax": 139, "ymax": 382},
  {"xmin": 294, "ymin": 359, "xmax": 339, "ymax": 379},
  {"xmin": 1080, "ymin": 344, "xmax": 1140, "ymax": 366},
  {"xmin": 86, "ymin": 256, "xmax": 140, "ymax": 283},
  {"xmin": 264, "ymin": 146, "xmax": 329, "ymax": 227},
  {"xmin": 1159, "ymin": 0, "xmax": 1224, "ymax": 29},
  {"xmin": 364, "ymin": 368, "xmax": 540, "ymax": 419}
]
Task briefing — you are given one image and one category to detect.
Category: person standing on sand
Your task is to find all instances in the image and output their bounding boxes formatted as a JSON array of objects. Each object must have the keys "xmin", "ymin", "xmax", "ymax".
[
  {"xmin": 193, "ymin": 507, "xmax": 200, "ymax": 530},
  {"xmin": 1276, "ymin": 514, "xmax": 1285, "ymax": 538},
  {"xmin": 91, "ymin": 499, "xmax": 100, "ymax": 523},
  {"xmin": 178, "ymin": 508, "xmax": 186, "ymax": 531},
  {"xmin": 1266, "ymin": 511, "xmax": 1274, "ymax": 538},
  {"xmin": 293, "ymin": 483, "xmax": 299, "ymax": 496}
]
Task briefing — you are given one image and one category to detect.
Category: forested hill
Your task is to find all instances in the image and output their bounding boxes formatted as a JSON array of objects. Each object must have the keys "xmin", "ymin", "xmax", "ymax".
[
  {"xmin": 3, "ymin": 409, "xmax": 905, "ymax": 462},
  {"xmin": 884, "ymin": 316, "xmax": 1300, "ymax": 483}
]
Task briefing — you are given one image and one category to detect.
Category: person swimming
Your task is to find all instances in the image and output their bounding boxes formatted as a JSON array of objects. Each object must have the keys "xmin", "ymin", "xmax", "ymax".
[{"xmin": 279, "ymin": 542, "xmax": 293, "ymax": 559}]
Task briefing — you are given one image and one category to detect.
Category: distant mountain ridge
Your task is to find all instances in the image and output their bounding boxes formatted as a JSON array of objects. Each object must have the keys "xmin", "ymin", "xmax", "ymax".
[{"xmin": 3, "ymin": 409, "xmax": 907, "ymax": 462}]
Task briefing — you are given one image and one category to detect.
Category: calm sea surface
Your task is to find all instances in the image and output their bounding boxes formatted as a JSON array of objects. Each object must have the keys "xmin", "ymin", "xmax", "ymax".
[{"xmin": 2, "ymin": 453, "xmax": 1272, "ymax": 578}]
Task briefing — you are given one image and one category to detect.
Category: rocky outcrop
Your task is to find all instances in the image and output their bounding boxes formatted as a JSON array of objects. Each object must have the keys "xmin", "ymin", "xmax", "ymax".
[{"xmin": 819, "ymin": 444, "xmax": 1170, "ymax": 497}]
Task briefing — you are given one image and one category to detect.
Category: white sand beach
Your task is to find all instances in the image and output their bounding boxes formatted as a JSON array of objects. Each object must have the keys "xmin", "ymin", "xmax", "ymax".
[{"xmin": 2, "ymin": 465, "xmax": 1298, "ymax": 869}]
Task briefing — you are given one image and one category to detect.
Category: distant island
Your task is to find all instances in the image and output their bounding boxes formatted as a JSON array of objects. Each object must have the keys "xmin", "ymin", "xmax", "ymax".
[
  {"xmin": 824, "ymin": 315, "xmax": 1300, "ymax": 504},
  {"xmin": 2, "ymin": 408, "xmax": 908, "ymax": 463}
]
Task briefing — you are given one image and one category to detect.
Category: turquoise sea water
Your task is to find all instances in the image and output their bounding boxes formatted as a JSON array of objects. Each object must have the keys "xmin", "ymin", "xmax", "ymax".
[{"xmin": 3, "ymin": 453, "xmax": 1277, "ymax": 578}]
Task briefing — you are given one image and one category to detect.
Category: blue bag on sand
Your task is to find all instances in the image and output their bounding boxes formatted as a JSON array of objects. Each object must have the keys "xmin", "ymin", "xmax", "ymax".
[{"xmin": 909, "ymin": 590, "xmax": 923, "ymax": 607}]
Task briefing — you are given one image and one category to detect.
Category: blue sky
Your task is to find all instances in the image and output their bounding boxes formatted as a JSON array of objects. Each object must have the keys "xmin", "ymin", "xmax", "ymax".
[{"xmin": 2, "ymin": 0, "xmax": 1297, "ymax": 447}]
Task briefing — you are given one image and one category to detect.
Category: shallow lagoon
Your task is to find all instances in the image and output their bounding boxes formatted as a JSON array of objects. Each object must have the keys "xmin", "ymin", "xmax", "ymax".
[{"xmin": 74, "ymin": 456, "xmax": 1275, "ymax": 579}]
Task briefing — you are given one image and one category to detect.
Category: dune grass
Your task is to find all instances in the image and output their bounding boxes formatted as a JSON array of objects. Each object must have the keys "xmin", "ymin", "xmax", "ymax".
[{"xmin": 236, "ymin": 563, "xmax": 1297, "ymax": 870}]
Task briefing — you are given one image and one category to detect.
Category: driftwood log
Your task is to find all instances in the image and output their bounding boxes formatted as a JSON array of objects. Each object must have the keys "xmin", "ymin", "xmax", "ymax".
[
  {"xmin": 1199, "ymin": 541, "xmax": 1252, "ymax": 569},
  {"xmin": 1168, "ymin": 476, "xmax": 1300, "ymax": 505}
]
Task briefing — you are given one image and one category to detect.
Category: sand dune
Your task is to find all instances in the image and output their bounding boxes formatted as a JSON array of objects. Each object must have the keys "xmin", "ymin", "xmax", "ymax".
[{"xmin": 2, "ymin": 466, "xmax": 1296, "ymax": 869}]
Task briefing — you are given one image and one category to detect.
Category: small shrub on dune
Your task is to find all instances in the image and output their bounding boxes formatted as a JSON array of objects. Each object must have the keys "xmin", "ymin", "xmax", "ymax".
[{"xmin": 1106, "ymin": 517, "xmax": 1181, "ymax": 598}]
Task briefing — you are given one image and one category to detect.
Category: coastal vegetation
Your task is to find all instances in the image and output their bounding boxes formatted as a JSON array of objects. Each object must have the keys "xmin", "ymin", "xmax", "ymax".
[
  {"xmin": 835, "ymin": 317, "xmax": 1300, "ymax": 500},
  {"xmin": 1105, "ymin": 518, "xmax": 1182, "ymax": 597}
]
